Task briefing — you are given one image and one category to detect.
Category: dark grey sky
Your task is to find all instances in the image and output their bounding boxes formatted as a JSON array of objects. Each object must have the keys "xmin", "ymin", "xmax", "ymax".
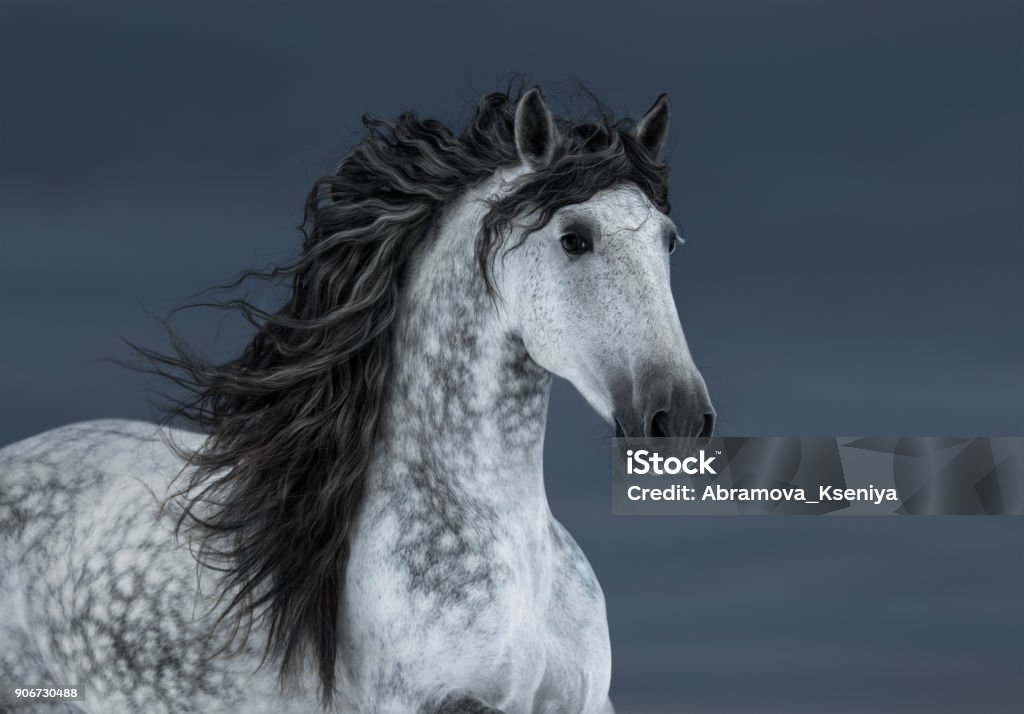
[{"xmin": 1, "ymin": 1, "xmax": 1021, "ymax": 711}]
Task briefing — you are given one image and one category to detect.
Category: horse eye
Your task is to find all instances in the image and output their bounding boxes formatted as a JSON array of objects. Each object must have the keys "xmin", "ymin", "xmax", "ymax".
[
  {"xmin": 560, "ymin": 232, "xmax": 591, "ymax": 256},
  {"xmin": 668, "ymin": 234, "xmax": 681, "ymax": 254}
]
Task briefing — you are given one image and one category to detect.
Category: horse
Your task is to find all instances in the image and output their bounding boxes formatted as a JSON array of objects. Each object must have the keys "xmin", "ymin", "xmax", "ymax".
[{"xmin": 0, "ymin": 87, "xmax": 714, "ymax": 713}]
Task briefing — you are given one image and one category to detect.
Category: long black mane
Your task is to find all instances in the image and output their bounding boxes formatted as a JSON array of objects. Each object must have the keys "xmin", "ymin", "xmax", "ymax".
[{"xmin": 138, "ymin": 87, "xmax": 670, "ymax": 705}]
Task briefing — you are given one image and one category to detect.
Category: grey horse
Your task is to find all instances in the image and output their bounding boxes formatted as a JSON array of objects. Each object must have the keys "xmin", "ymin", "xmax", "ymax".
[{"xmin": 0, "ymin": 87, "xmax": 713, "ymax": 713}]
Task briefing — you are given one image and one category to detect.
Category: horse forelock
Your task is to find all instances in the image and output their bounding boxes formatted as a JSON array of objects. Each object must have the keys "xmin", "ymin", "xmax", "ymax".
[{"xmin": 133, "ymin": 85, "xmax": 671, "ymax": 707}]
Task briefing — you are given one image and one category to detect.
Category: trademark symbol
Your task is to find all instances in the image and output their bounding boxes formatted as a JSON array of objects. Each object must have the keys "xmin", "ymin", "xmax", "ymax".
[{"xmin": 715, "ymin": 450, "xmax": 722, "ymax": 455}]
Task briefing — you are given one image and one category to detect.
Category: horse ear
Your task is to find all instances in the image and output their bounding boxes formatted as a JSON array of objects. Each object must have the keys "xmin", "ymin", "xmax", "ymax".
[
  {"xmin": 634, "ymin": 93, "xmax": 670, "ymax": 158},
  {"xmin": 514, "ymin": 87, "xmax": 558, "ymax": 169}
]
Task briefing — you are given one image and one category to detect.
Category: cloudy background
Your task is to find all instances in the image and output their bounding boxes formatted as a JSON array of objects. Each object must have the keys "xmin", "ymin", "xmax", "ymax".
[{"xmin": 1, "ymin": 1, "xmax": 1021, "ymax": 711}]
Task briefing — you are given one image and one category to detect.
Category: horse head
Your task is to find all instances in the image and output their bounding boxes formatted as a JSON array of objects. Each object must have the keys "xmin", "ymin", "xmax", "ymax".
[{"xmin": 495, "ymin": 88, "xmax": 715, "ymax": 439}]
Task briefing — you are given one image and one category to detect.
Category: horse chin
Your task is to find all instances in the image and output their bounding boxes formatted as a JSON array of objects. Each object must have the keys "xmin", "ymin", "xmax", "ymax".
[
  {"xmin": 613, "ymin": 418, "xmax": 646, "ymax": 447},
  {"xmin": 614, "ymin": 420, "xmax": 625, "ymax": 439}
]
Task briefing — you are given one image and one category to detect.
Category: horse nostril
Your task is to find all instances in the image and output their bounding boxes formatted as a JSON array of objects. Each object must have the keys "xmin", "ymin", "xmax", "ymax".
[
  {"xmin": 698, "ymin": 412, "xmax": 715, "ymax": 438},
  {"xmin": 650, "ymin": 410, "xmax": 670, "ymax": 438}
]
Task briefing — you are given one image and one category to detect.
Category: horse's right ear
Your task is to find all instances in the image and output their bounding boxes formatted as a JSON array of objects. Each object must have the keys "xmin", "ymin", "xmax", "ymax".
[{"xmin": 514, "ymin": 87, "xmax": 558, "ymax": 170}]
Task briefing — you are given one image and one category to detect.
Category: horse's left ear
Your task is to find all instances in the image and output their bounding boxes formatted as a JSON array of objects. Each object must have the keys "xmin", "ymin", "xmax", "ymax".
[
  {"xmin": 634, "ymin": 93, "xmax": 671, "ymax": 159},
  {"xmin": 515, "ymin": 87, "xmax": 558, "ymax": 169}
]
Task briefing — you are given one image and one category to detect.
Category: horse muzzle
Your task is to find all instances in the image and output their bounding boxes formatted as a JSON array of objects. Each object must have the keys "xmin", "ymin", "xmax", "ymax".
[{"xmin": 612, "ymin": 374, "xmax": 715, "ymax": 440}]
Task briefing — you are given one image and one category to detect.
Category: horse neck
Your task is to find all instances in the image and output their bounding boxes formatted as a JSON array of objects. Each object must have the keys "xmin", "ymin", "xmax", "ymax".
[{"xmin": 373, "ymin": 179, "xmax": 552, "ymax": 513}]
